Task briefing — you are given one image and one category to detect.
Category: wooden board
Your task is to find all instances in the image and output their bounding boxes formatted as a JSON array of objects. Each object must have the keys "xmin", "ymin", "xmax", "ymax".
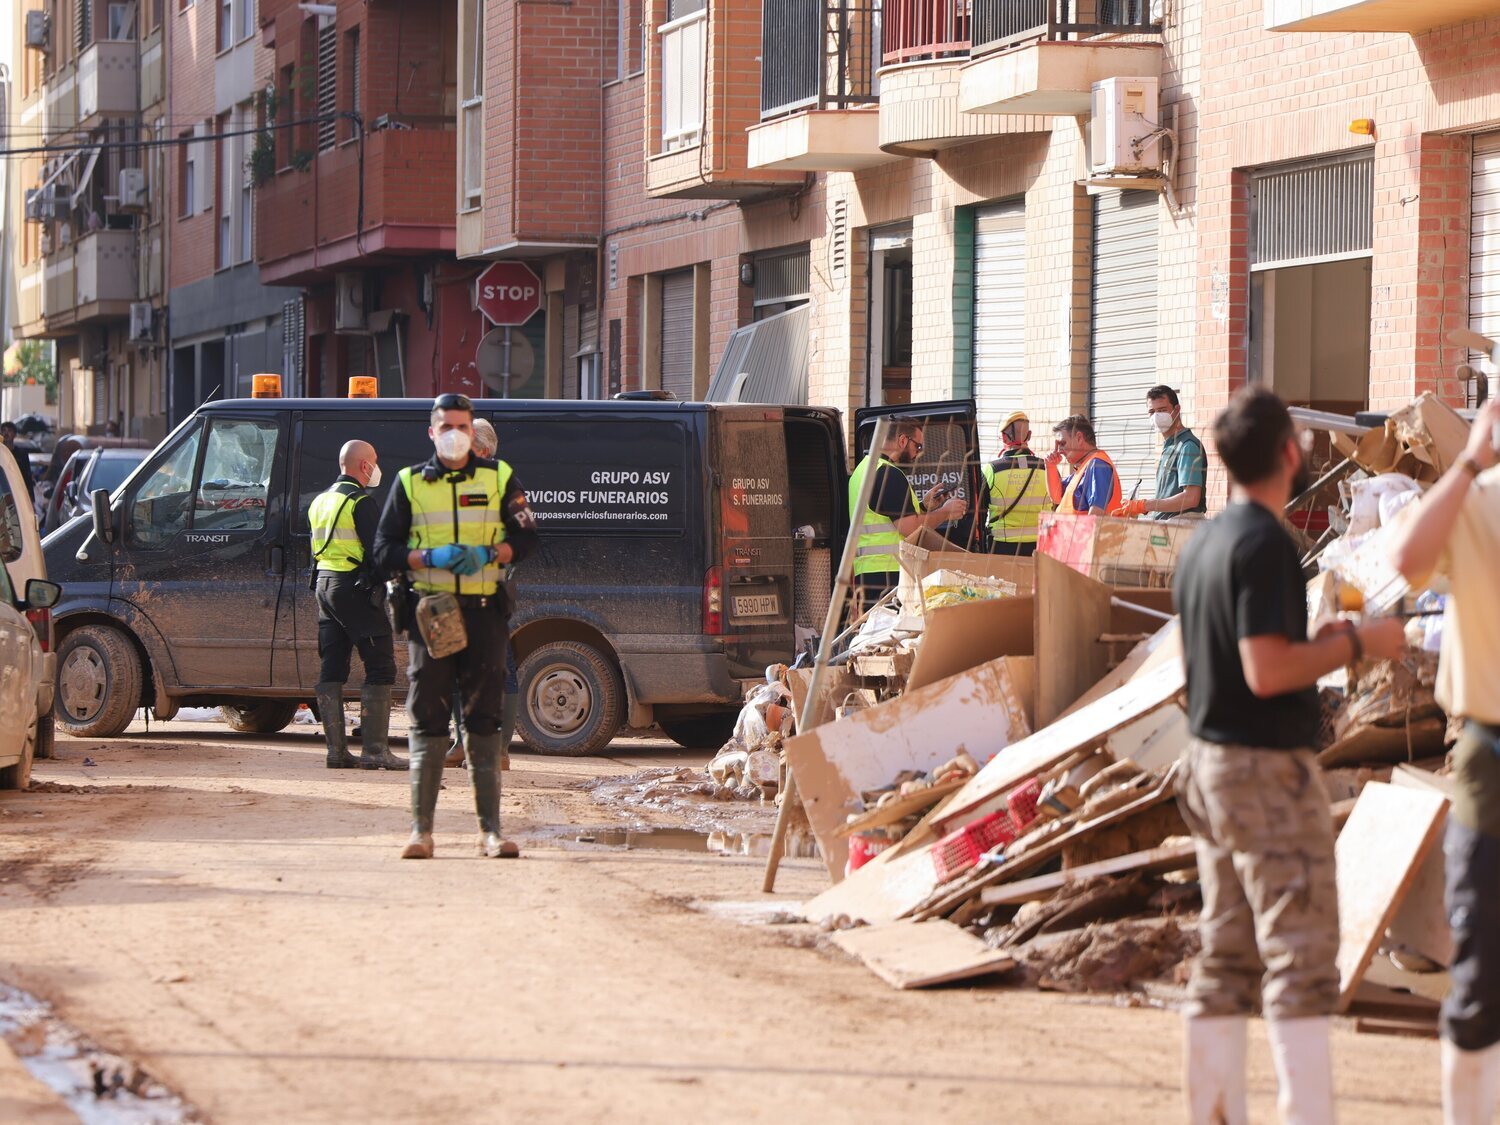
[
  {"xmin": 1334, "ymin": 781, "xmax": 1450, "ymax": 1011},
  {"xmin": 979, "ymin": 840, "xmax": 1198, "ymax": 906},
  {"xmin": 803, "ymin": 841, "xmax": 945, "ymax": 927},
  {"xmin": 1318, "ymin": 717, "xmax": 1447, "ymax": 768},
  {"xmin": 1060, "ymin": 621, "xmax": 1181, "ymax": 720},
  {"xmin": 1386, "ymin": 765, "xmax": 1456, "ymax": 967},
  {"xmin": 932, "ymin": 659, "xmax": 1186, "ymax": 836},
  {"xmin": 831, "ymin": 919, "xmax": 1015, "ymax": 990},
  {"xmin": 906, "ymin": 596, "xmax": 1034, "ymax": 692},
  {"xmin": 1036, "ymin": 552, "xmax": 1115, "ymax": 727},
  {"xmin": 785, "ymin": 655, "xmax": 1033, "ymax": 880},
  {"xmin": 836, "ymin": 776, "xmax": 970, "ymax": 837}
]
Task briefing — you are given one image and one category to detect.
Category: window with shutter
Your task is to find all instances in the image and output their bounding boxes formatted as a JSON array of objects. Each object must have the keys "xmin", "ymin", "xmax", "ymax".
[{"xmin": 316, "ymin": 21, "xmax": 337, "ymax": 152}]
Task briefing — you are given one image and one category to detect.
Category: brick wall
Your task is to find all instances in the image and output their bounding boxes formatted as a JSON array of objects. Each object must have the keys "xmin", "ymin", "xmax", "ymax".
[{"xmin": 167, "ymin": 1, "xmax": 215, "ymax": 292}]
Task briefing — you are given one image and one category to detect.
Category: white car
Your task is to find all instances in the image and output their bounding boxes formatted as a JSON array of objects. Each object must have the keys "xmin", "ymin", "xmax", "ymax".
[{"xmin": 0, "ymin": 444, "xmax": 59, "ymax": 790}]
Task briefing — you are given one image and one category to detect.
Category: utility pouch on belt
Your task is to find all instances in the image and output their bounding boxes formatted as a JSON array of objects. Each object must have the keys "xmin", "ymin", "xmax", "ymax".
[
  {"xmin": 415, "ymin": 591, "xmax": 468, "ymax": 658},
  {"xmin": 385, "ymin": 578, "xmax": 411, "ymax": 633}
]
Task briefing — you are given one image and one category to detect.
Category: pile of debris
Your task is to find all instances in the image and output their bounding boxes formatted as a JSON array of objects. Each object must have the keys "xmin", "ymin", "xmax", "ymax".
[{"xmin": 766, "ymin": 393, "xmax": 1465, "ymax": 1034}]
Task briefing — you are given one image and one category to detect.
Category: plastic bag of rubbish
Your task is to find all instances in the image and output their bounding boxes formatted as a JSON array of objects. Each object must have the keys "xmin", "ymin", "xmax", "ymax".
[{"xmin": 733, "ymin": 680, "xmax": 792, "ymax": 747}]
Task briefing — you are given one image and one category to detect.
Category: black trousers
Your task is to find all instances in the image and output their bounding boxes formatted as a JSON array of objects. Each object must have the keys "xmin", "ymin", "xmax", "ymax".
[
  {"xmin": 408, "ymin": 606, "xmax": 508, "ymax": 737},
  {"xmin": 315, "ymin": 573, "xmax": 395, "ymax": 686},
  {"xmin": 989, "ymin": 540, "xmax": 1036, "ymax": 557},
  {"xmin": 1442, "ymin": 720, "xmax": 1500, "ymax": 1050}
]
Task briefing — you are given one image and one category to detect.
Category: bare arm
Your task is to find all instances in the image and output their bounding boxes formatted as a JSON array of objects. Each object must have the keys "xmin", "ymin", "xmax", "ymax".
[
  {"xmin": 1146, "ymin": 484, "xmax": 1204, "ymax": 515},
  {"xmin": 1392, "ymin": 398, "xmax": 1500, "ymax": 584},
  {"xmin": 1239, "ymin": 618, "xmax": 1406, "ymax": 699}
]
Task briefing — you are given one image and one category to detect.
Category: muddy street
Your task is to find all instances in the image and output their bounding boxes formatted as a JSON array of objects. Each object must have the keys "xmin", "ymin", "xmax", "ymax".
[{"xmin": 0, "ymin": 720, "xmax": 1439, "ymax": 1123}]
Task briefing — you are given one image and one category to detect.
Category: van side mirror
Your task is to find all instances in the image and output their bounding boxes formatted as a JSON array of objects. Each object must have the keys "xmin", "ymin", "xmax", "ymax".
[
  {"xmin": 90, "ymin": 488, "xmax": 115, "ymax": 545},
  {"xmin": 25, "ymin": 579, "xmax": 61, "ymax": 609}
]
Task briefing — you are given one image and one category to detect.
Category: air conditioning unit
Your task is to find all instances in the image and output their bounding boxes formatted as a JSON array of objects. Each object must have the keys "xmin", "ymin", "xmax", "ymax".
[
  {"xmin": 118, "ymin": 168, "xmax": 148, "ymax": 211},
  {"xmin": 128, "ymin": 302, "xmax": 155, "ymax": 344},
  {"xmin": 25, "ymin": 10, "xmax": 48, "ymax": 50},
  {"xmin": 24, "ymin": 186, "xmax": 63, "ymax": 223},
  {"xmin": 334, "ymin": 272, "xmax": 368, "ymax": 332},
  {"xmin": 1089, "ymin": 76, "xmax": 1162, "ymax": 177}
]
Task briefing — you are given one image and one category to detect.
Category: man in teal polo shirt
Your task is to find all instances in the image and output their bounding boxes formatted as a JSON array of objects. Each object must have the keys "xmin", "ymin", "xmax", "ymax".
[{"xmin": 1113, "ymin": 385, "xmax": 1209, "ymax": 520}]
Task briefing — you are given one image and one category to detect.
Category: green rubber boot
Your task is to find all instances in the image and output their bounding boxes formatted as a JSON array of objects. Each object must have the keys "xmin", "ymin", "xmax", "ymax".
[
  {"xmin": 358, "ymin": 685, "xmax": 406, "ymax": 771},
  {"xmin": 406, "ymin": 731, "xmax": 447, "ymax": 847},
  {"xmin": 499, "ymin": 692, "xmax": 519, "ymax": 771},
  {"xmin": 316, "ymin": 684, "xmax": 358, "ymax": 769}
]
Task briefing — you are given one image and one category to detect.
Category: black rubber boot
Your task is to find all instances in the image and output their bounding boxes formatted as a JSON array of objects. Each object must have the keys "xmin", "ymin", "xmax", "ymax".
[
  {"xmin": 358, "ymin": 685, "xmax": 406, "ymax": 770},
  {"xmin": 317, "ymin": 683, "xmax": 358, "ymax": 769},
  {"xmin": 499, "ymin": 693, "xmax": 518, "ymax": 772},
  {"xmin": 468, "ymin": 731, "xmax": 519, "ymax": 858},
  {"xmin": 408, "ymin": 732, "xmax": 447, "ymax": 837}
]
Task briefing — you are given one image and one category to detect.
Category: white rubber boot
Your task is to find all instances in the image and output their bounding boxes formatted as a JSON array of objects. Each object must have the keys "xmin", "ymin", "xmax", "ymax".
[
  {"xmin": 1184, "ymin": 1014, "xmax": 1249, "ymax": 1125},
  {"xmin": 1442, "ymin": 1038, "xmax": 1500, "ymax": 1125},
  {"xmin": 1266, "ymin": 1017, "xmax": 1335, "ymax": 1125}
]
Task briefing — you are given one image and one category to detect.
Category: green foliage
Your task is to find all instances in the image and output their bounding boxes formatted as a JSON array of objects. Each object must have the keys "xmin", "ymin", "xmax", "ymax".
[{"xmin": 3, "ymin": 340, "xmax": 58, "ymax": 404}]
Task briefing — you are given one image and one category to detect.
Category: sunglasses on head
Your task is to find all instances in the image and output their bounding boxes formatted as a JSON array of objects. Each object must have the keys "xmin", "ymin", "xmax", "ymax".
[{"xmin": 433, "ymin": 393, "xmax": 473, "ymax": 412}]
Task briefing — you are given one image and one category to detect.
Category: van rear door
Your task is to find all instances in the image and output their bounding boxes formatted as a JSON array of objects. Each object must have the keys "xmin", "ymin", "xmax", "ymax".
[
  {"xmin": 712, "ymin": 407, "xmax": 796, "ymax": 677},
  {"xmin": 853, "ymin": 399, "xmax": 982, "ymax": 551}
]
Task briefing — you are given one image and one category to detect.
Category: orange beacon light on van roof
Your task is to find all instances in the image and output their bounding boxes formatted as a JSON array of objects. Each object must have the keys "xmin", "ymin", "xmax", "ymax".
[
  {"xmin": 348, "ymin": 376, "xmax": 378, "ymax": 398},
  {"xmin": 252, "ymin": 374, "xmax": 282, "ymax": 399}
]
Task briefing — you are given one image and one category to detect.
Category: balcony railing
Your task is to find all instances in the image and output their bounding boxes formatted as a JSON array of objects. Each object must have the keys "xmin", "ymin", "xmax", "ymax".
[
  {"xmin": 972, "ymin": 0, "xmax": 1158, "ymax": 55},
  {"xmin": 762, "ymin": 0, "xmax": 881, "ymax": 119},
  {"xmin": 882, "ymin": 0, "xmax": 969, "ymax": 65}
]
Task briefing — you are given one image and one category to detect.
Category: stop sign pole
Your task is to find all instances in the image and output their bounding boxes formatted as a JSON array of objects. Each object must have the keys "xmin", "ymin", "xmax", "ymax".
[{"xmin": 474, "ymin": 262, "xmax": 543, "ymax": 399}]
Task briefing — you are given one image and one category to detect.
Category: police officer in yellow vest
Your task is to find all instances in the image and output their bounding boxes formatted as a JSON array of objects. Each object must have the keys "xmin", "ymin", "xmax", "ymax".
[
  {"xmin": 374, "ymin": 394, "xmax": 539, "ymax": 861},
  {"xmin": 977, "ymin": 411, "xmax": 1052, "ymax": 556},
  {"xmin": 308, "ymin": 439, "xmax": 404, "ymax": 771},
  {"xmin": 848, "ymin": 419, "xmax": 967, "ymax": 612}
]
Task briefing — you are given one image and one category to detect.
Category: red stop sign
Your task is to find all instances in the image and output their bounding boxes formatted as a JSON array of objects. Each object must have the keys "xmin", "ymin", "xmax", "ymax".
[{"xmin": 474, "ymin": 262, "xmax": 542, "ymax": 326}]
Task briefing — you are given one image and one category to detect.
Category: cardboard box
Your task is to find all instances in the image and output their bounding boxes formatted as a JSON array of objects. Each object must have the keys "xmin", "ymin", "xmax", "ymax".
[
  {"xmin": 897, "ymin": 535, "xmax": 1035, "ymax": 606},
  {"xmin": 1037, "ymin": 512, "xmax": 1198, "ymax": 589}
]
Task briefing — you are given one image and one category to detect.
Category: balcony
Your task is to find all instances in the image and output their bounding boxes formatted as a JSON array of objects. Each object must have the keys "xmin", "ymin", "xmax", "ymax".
[
  {"xmin": 141, "ymin": 28, "xmax": 165, "ymax": 109},
  {"xmin": 78, "ymin": 40, "xmax": 140, "ymax": 131},
  {"xmin": 39, "ymin": 230, "xmax": 137, "ymax": 331},
  {"xmin": 44, "ymin": 66, "xmax": 77, "ymax": 141},
  {"xmin": 960, "ymin": 0, "xmax": 1161, "ymax": 116},
  {"xmin": 747, "ymin": 0, "xmax": 898, "ymax": 171},
  {"xmin": 1265, "ymin": 0, "xmax": 1500, "ymax": 32},
  {"xmin": 13, "ymin": 262, "xmax": 44, "ymax": 339},
  {"xmin": 646, "ymin": 0, "xmax": 805, "ymax": 199},
  {"xmin": 876, "ymin": 0, "xmax": 1051, "ymax": 154},
  {"xmin": 257, "ymin": 126, "xmax": 459, "ymax": 284}
]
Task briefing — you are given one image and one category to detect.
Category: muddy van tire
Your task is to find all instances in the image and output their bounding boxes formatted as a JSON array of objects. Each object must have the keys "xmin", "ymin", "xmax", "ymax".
[
  {"xmin": 220, "ymin": 700, "xmax": 300, "ymax": 734},
  {"xmin": 55, "ymin": 625, "xmax": 143, "ymax": 738},
  {"xmin": 656, "ymin": 711, "xmax": 737, "ymax": 750},
  {"xmin": 517, "ymin": 641, "xmax": 624, "ymax": 757}
]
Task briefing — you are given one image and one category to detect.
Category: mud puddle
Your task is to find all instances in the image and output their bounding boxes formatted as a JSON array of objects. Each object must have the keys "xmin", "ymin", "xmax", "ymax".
[
  {"xmin": 584, "ymin": 766, "xmax": 780, "ymax": 833},
  {"xmin": 565, "ymin": 825, "xmax": 820, "ymax": 860},
  {"xmin": 0, "ymin": 981, "xmax": 197, "ymax": 1123}
]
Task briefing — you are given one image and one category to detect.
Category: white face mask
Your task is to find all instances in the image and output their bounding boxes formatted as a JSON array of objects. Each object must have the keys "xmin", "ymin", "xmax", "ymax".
[
  {"xmin": 366, "ymin": 463, "xmax": 382, "ymax": 488},
  {"xmin": 1153, "ymin": 411, "xmax": 1175, "ymax": 434},
  {"xmin": 435, "ymin": 429, "xmax": 471, "ymax": 461}
]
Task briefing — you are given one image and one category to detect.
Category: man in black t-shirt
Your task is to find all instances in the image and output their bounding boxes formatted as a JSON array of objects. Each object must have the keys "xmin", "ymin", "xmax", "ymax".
[{"xmin": 1173, "ymin": 387, "xmax": 1404, "ymax": 1123}]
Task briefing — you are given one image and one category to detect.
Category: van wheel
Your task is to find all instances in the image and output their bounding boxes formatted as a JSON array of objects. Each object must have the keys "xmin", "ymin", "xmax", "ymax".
[
  {"xmin": 656, "ymin": 711, "xmax": 737, "ymax": 750},
  {"xmin": 219, "ymin": 700, "xmax": 300, "ymax": 734},
  {"xmin": 55, "ymin": 625, "xmax": 143, "ymax": 738},
  {"xmin": 517, "ymin": 641, "xmax": 624, "ymax": 757}
]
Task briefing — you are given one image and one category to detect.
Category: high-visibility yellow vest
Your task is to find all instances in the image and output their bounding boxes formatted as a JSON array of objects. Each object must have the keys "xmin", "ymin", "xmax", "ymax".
[
  {"xmin": 308, "ymin": 480, "xmax": 367, "ymax": 573},
  {"xmin": 848, "ymin": 453, "xmax": 918, "ymax": 578},
  {"xmin": 399, "ymin": 459, "xmax": 512, "ymax": 595},
  {"xmin": 980, "ymin": 453, "xmax": 1051, "ymax": 544}
]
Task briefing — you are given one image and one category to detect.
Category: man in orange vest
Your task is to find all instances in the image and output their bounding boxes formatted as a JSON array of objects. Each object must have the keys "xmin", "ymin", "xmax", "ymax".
[{"xmin": 1045, "ymin": 414, "xmax": 1122, "ymax": 516}]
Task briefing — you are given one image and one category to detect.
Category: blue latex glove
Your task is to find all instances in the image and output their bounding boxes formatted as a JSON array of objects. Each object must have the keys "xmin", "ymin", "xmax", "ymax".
[
  {"xmin": 450, "ymin": 545, "xmax": 492, "ymax": 577},
  {"xmin": 426, "ymin": 544, "xmax": 466, "ymax": 570}
]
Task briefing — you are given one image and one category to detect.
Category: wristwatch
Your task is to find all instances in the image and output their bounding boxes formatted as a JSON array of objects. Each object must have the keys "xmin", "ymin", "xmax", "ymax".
[{"xmin": 1457, "ymin": 454, "xmax": 1484, "ymax": 480}]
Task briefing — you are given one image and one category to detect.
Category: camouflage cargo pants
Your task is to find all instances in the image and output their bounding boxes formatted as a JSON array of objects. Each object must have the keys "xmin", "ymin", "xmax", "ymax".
[{"xmin": 1176, "ymin": 739, "xmax": 1340, "ymax": 1020}]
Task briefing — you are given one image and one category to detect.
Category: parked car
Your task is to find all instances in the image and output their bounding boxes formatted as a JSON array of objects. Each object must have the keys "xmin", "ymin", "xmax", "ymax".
[
  {"xmin": 43, "ymin": 447, "xmax": 151, "ymax": 533},
  {"xmin": 40, "ymin": 439, "xmax": 153, "ymax": 534},
  {"xmin": 0, "ymin": 444, "xmax": 61, "ymax": 789},
  {"xmin": 42, "ymin": 395, "xmax": 981, "ymax": 755}
]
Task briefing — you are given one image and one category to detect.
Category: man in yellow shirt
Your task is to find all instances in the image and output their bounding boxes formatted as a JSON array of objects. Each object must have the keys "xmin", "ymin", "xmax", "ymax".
[{"xmin": 1392, "ymin": 396, "xmax": 1500, "ymax": 1124}]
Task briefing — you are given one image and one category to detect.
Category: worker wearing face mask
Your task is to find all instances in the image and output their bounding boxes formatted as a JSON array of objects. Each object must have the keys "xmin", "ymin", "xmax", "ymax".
[
  {"xmin": 307, "ymin": 439, "xmax": 404, "ymax": 771},
  {"xmin": 1113, "ymin": 385, "xmax": 1209, "ymax": 520}
]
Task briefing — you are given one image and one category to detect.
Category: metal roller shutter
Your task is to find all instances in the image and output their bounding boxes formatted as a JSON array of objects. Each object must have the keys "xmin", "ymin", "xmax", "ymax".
[
  {"xmin": 1471, "ymin": 133, "xmax": 1500, "ymax": 406},
  {"xmin": 1089, "ymin": 191, "xmax": 1160, "ymax": 501},
  {"xmin": 973, "ymin": 201, "xmax": 1026, "ymax": 461},
  {"xmin": 660, "ymin": 270, "xmax": 695, "ymax": 400}
]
